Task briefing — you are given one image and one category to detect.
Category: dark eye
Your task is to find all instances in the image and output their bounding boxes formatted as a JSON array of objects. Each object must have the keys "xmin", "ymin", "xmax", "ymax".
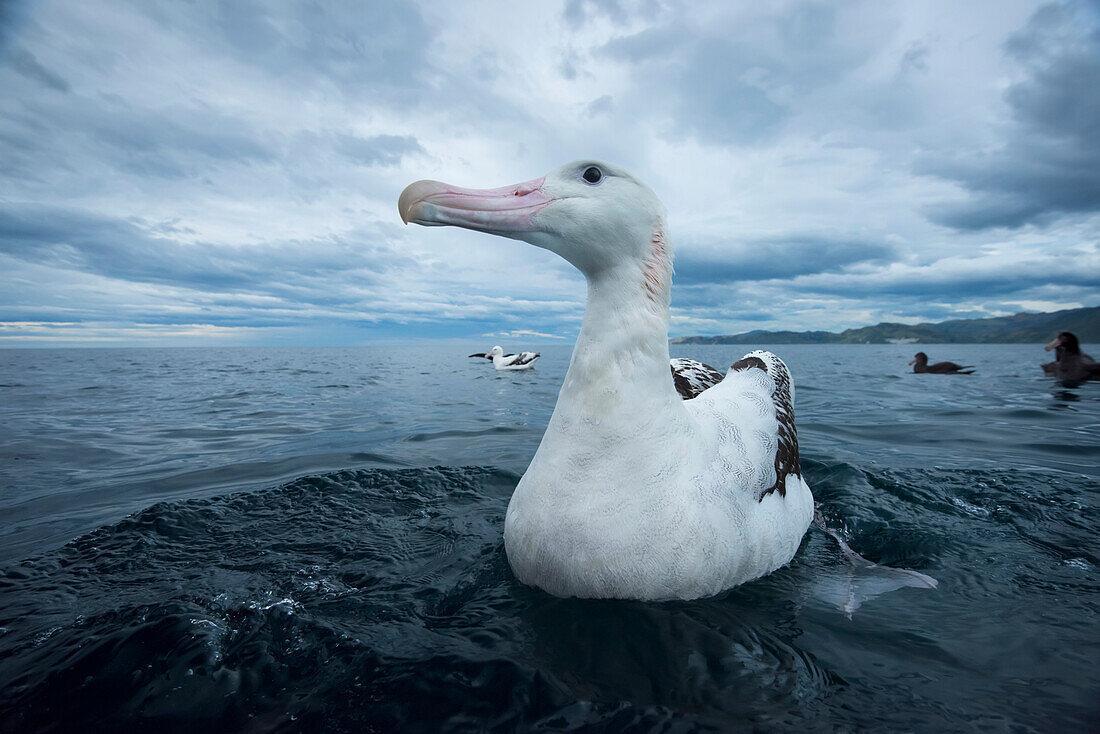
[{"xmin": 581, "ymin": 166, "xmax": 603, "ymax": 185}]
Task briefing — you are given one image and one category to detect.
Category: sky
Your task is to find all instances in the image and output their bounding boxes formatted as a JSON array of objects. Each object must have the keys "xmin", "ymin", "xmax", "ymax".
[{"xmin": 1, "ymin": 0, "xmax": 1099, "ymax": 347}]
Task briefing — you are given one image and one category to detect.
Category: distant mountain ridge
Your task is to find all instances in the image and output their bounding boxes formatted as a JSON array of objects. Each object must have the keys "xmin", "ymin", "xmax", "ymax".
[{"xmin": 671, "ymin": 306, "xmax": 1100, "ymax": 345}]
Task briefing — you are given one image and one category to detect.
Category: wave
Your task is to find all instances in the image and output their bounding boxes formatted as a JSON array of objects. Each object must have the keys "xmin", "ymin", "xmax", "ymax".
[{"xmin": 1, "ymin": 459, "xmax": 1096, "ymax": 732}]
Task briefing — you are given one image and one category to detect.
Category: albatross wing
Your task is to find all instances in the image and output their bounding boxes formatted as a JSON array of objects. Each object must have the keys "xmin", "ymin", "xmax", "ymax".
[
  {"xmin": 729, "ymin": 350, "xmax": 802, "ymax": 500},
  {"xmin": 670, "ymin": 358, "xmax": 724, "ymax": 399},
  {"xmin": 511, "ymin": 351, "xmax": 540, "ymax": 366},
  {"xmin": 498, "ymin": 351, "xmax": 539, "ymax": 367},
  {"xmin": 686, "ymin": 350, "xmax": 804, "ymax": 503}
]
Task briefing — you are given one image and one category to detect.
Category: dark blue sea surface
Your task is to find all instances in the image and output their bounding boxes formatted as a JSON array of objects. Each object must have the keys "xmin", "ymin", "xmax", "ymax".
[{"xmin": 0, "ymin": 344, "xmax": 1097, "ymax": 732}]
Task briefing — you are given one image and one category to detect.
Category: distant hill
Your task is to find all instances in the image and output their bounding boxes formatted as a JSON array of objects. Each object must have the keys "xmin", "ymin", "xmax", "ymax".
[{"xmin": 671, "ymin": 306, "xmax": 1100, "ymax": 345}]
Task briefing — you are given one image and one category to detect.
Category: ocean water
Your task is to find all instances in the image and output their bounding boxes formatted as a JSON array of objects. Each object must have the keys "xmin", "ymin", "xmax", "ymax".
[{"xmin": 0, "ymin": 343, "xmax": 1097, "ymax": 732}]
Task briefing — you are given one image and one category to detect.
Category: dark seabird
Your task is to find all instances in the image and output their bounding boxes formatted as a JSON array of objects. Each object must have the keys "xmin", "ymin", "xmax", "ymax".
[
  {"xmin": 909, "ymin": 352, "xmax": 975, "ymax": 374},
  {"xmin": 1043, "ymin": 332, "xmax": 1100, "ymax": 382},
  {"xmin": 1041, "ymin": 345, "xmax": 1063, "ymax": 375}
]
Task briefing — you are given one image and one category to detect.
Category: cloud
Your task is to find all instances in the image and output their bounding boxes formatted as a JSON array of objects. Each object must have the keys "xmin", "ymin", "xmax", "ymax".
[
  {"xmin": 2, "ymin": 89, "xmax": 275, "ymax": 185},
  {"xmin": 664, "ymin": 241, "xmax": 1100, "ymax": 336},
  {"xmin": 6, "ymin": 48, "xmax": 69, "ymax": 92},
  {"xmin": 795, "ymin": 255, "xmax": 1100, "ymax": 300},
  {"xmin": 673, "ymin": 236, "xmax": 898, "ymax": 285},
  {"xmin": 919, "ymin": 2, "xmax": 1100, "ymax": 230},
  {"xmin": 0, "ymin": 320, "xmax": 293, "ymax": 343},
  {"xmin": 154, "ymin": 0, "xmax": 435, "ymax": 105},
  {"xmin": 585, "ymin": 94, "xmax": 613, "ymax": 117},
  {"xmin": 563, "ymin": 0, "xmax": 633, "ymax": 29},
  {"xmin": 0, "ymin": 204, "xmax": 404, "ymax": 294},
  {"xmin": 0, "ymin": 0, "xmax": 1097, "ymax": 344},
  {"xmin": 484, "ymin": 329, "xmax": 566, "ymax": 340},
  {"xmin": 0, "ymin": 200, "xmax": 588, "ymax": 344},
  {"xmin": 332, "ymin": 134, "xmax": 425, "ymax": 167},
  {"xmin": 599, "ymin": 3, "xmax": 886, "ymax": 144}
]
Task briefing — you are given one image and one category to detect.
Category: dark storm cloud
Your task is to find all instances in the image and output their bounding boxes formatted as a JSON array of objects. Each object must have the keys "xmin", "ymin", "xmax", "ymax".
[
  {"xmin": 921, "ymin": 2, "xmax": 1100, "ymax": 230},
  {"xmin": 673, "ymin": 236, "xmax": 897, "ymax": 285}
]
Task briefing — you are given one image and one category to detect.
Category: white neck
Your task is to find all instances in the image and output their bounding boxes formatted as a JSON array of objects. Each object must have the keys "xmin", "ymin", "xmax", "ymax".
[{"xmin": 556, "ymin": 259, "xmax": 678, "ymax": 418}]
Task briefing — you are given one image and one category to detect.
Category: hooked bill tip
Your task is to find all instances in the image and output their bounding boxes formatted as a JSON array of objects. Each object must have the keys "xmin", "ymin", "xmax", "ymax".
[{"xmin": 398, "ymin": 179, "xmax": 445, "ymax": 226}]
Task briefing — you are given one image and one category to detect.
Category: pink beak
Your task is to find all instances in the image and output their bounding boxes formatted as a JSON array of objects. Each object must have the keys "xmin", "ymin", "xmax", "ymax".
[{"xmin": 398, "ymin": 176, "xmax": 552, "ymax": 233}]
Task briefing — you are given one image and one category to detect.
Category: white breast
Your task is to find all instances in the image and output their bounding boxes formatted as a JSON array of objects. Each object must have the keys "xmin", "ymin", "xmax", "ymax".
[{"xmin": 504, "ymin": 363, "xmax": 813, "ymax": 600}]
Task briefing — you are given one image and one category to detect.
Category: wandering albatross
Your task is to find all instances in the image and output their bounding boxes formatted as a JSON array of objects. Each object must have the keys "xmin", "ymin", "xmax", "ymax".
[
  {"xmin": 469, "ymin": 345, "xmax": 540, "ymax": 370},
  {"xmin": 399, "ymin": 160, "xmax": 813, "ymax": 600}
]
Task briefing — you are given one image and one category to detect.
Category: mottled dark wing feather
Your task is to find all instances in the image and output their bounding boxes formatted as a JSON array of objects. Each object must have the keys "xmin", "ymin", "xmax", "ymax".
[
  {"xmin": 669, "ymin": 358, "xmax": 724, "ymax": 399},
  {"xmin": 930, "ymin": 361, "xmax": 973, "ymax": 373},
  {"xmin": 512, "ymin": 352, "xmax": 540, "ymax": 366},
  {"xmin": 730, "ymin": 351, "xmax": 801, "ymax": 501}
]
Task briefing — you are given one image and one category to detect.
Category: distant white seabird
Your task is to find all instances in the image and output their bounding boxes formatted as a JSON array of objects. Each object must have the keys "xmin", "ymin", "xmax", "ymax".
[
  {"xmin": 399, "ymin": 160, "xmax": 814, "ymax": 601},
  {"xmin": 469, "ymin": 345, "xmax": 540, "ymax": 370}
]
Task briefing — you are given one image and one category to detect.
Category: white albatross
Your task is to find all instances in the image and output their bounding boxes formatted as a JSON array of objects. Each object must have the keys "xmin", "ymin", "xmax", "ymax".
[
  {"xmin": 399, "ymin": 160, "xmax": 814, "ymax": 600},
  {"xmin": 469, "ymin": 345, "xmax": 540, "ymax": 370}
]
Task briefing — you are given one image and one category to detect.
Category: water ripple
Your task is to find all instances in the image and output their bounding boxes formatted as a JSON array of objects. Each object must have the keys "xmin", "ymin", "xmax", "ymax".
[{"xmin": 0, "ymin": 344, "xmax": 1096, "ymax": 731}]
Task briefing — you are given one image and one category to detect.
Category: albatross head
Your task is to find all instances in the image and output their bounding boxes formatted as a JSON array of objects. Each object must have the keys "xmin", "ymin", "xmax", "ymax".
[
  {"xmin": 491, "ymin": 345, "xmax": 504, "ymax": 357},
  {"xmin": 1045, "ymin": 331, "xmax": 1079, "ymax": 353},
  {"xmin": 398, "ymin": 161, "xmax": 668, "ymax": 283}
]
